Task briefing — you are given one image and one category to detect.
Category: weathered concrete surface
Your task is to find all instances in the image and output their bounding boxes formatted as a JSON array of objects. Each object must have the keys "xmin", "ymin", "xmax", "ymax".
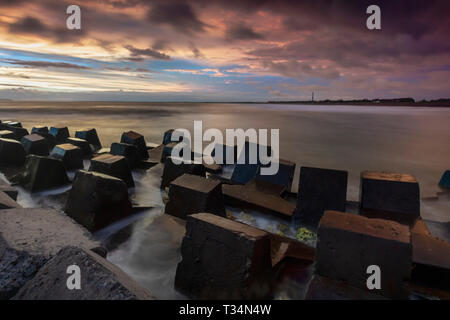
[
  {"xmin": 411, "ymin": 232, "xmax": 450, "ymax": 292},
  {"xmin": 360, "ymin": 171, "xmax": 420, "ymax": 226},
  {"xmin": 67, "ymin": 137, "xmax": 93, "ymax": 157},
  {"xmin": 0, "ymin": 130, "xmax": 15, "ymax": 140},
  {"xmin": 49, "ymin": 126, "xmax": 70, "ymax": 143},
  {"xmin": 222, "ymin": 183, "xmax": 295, "ymax": 220},
  {"xmin": 89, "ymin": 154, "xmax": 134, "ymax": 188},
  {"xmin": 0, "ymin": 208, "xmax": 99, "ymax": 299},
  {"xmin": 50, "ymin": 143, "xmax": 83, "ymax": 170},
  {"xmin": 0, "ymin": 138, "xmax": 26, "ymax": 167},
  {"xmin": 295, "ymin": 166, "xmax": 348, "ymax": 228},
  {"xmin": 12, "ymin": 246, "xmax": 154, "ymax": 300},
  {"xmin": 0, "ymin": 179, "xmax": 18, "ymax": 200},
  {"xmin": 316, "ymin": 211, "xmax": 412, "ymax": 299},
  {"xmin": 305, "ymin": 275, "xmax": 386, "ymax": 300},
  {"xmin": 110, "ymin": 142, "xmax": 141, "ymax": 168},
  {"xmin": 175, "ymin": 213, "xmax": 273, "ymax": 299},
  {"xmin": 12, "ymin": 155, "xmax": 70, "ymax": 192},
  {"xmin": 255, "ymin": 159, "xmax": 296, "ymax": 194},
  {"xmin": 21, "ymin": 134, "xmax": 49, "ymax": 156},
  {"xmin": 65, "ymin": 170, "xmax": 132, "ymax": 232},
  {"xmin": 121, "ymin": 131, "xmax": 148, "ymax": 159},
  {"xmin": 160, "ymin": 156, "xmax": 206, "ymax": 189},
  {"xmin": 75, "ymin": 128, "xmax": 102, "ymax": 151},
  {"xmin": 269, "ymin": 233, "xmax": 315, "ymax": 267},
  {"xmin": 0, "ymin": 191, "xmax": 20, "ymax": 209},
  {"xmin": 439, "ymin": 170, "xmax": 450, "ymax": 190},
  {"xmin": 165, "ymin": 174, "xmax": 225, "ymax": 219}
]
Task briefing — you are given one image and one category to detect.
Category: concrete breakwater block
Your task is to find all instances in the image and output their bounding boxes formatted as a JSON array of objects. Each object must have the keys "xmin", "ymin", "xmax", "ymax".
[
  {"xmin": 0, "ymin": 208, "xmax": 100, "ymax": 299},
  {"xmin": 12, "ymin": 246, "xmax": 154, "ymax": 300},
  {"xmin": 31, "ymin": 126, "xmax": 49, "ymax": 135},
  {"xmin": 121, "ymin": 131, "xmax": 148, "ymax": 160},
  {"xmin": 0, "ymin": 138, "xmax": 26, "ymax": 167},
  {"xmin": 222, "ymin": 183, "xmax": 295, "ymax": 220},
  {"xmin": 255, "ymin": 159, "xmax": 296, "ymax": 194},
  {"xmin": 21, "ymin": 134, "xmax": 49, "ymax": 156},
  {"xmin": 439, "ymin": 170, "xmax": 450, "ymax": 190},
  {"xmin": 89, "ymin": 154, "xmax": 134, "ymax": 188},
  {"xmin": 67, "ymin": 137, "xmax": 93, "ymax": 157},
  {"xmin": 211, "ymin": 143, "xmax": 238, "ymax": 164},
  {"xmin": 65, "ymin": 170, "xmax": 132, "ymax": 232},
  {"xmin": 50, "ymin": 143, "xmax": 83, "ymax": 170},
  {"xmin": 231, "ymin": 163, "xmax": 260, "ymax": 185},
  {"xmin": 360, "ymin": 171, "xmax": 420, "ymax": 226},
  {"xmin": 160, "ymin": 142, "xmax": 181, "ymax": 163},
  {"xmin": 0, "ymin": 179, "xmax": 18, "ymax": 200},
  {"xmin": 110, "ymin": 142, "xmax": 141, "ymax": 168},
  {"xmin": 162, "ymin": 129, "xmax": 183, "ymax": 145},
  {"xmin": 315, "ymin": 211, "xmax": 412, "ymax": 299},
  {"xmin": 160, "ymin": 156, "xmax": 206, "ymax": 189},
  {"xmin": 411, "ymin": 232, "xmax": 450, "ymax": 291},
  {"xmin": 75, "ymin": 128, "xmax": 102, "ymax": 151},
  {"xmin": 13, "ymin": 155, "xmax": 70, "ymax": 192},
  {"xmin": 165, "ymin": 174, "xmax": 225, "ymax": 219},
  {"xmin": 0, "ymin": 130, "xmax": 15, "ymax": 139},
  {"xmin": 8, "ymin": 127, "xmax": 29, "ymax": 141},
  {"xmin": 295, "ymin": 166, "xmax": 348, "ymax": 228},
  {"xmin": 49, "ymin": 126, "xmax": 70, "ymax": 143},
  {"xmin": 175, "ymin": 213, "xmax": 273, "ymax": 299},
  {"xmin": 0, "ymin": 191, "xmax": 21, "ymax": 209}
]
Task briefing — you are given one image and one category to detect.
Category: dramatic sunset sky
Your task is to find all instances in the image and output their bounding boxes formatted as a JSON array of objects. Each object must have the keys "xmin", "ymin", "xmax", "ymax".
[{"xmin": 0, "ymin": 0, "xmax": 449, "ymax": 101}]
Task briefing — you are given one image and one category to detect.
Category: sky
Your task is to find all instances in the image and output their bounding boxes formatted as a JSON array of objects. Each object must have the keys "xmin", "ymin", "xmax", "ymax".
[{"xmin": 0, "ymin": 0, "xmax": 449, "ymax": 102}]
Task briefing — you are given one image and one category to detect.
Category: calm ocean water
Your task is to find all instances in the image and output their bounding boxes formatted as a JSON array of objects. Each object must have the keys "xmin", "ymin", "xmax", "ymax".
[{"xmin": 1, "ymin": 102, "xmax": 449, "ymax": 299}]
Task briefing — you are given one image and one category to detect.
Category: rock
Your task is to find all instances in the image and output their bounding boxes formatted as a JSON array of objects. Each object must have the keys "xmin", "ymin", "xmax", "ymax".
[
  {"xmin": 0, "ymin": 208, "xmax": 100, "ymax": 299},
  {"xmin": 12, "ymin": 246, "xmax": 154, "ymax": 300},
  {"xmin": 165, "ymin": 174, "xmax": 225, "ymax": 219},
  {"xmin": 411, "ymin": 232, "xmax": 450, "ymax": 292},
  {"xmin": 89, "ymin": 154, "xmax": 134, "ymax": 188},
  {"xmin": 50, "ymin": 143, "xmax": 83, "ymax": 170},
  {"xmin": 305, "ymin": 275, "xmax": 386, "ymax": 300},
  {"xmin": 0, "ymin": 179, "xmax": 18, "ymax": 200},
  {"xmin": 160, "ymin": 156, "xmax": 206, "ymax": 189},
  {"xmin": 0, "ymin": 130, "xmax": 15, "ymax": 139},
  {"xmin": 75, "ymin": 128, "xmax": 102, "ymax": 151},
  {"xmin": 120, "ymin": 131, "xmax": 148, "ymax": 159},
  {"xmin": 65, "ymin": 170, "xmax": 132, "ymax": 232},
  {"xmin": 49, "ymin": 126, "xmax": 70, "ymax": 143},
  {"xmin": 31, "ymin": 126, "xmax": 49, "ymax": 135},
  {"xmin": 66, "ymin": 137, "xmax": 93, "ymax": 157},
  {"xmin": 315, "ymin": 210, "xmax": 412, "ymax": 299},
  {"xmin": 21, "ymin": 134, "xmax": 49, "ymax": 156},
  {"xmin": 0, "ymin": 138, "xmax": 26, "ymax": 167},
  {"xmin": 255, "ymin": 159, "xmax": 296, "ymax": 194},
  {"xmin": 13, "ymin": 155, "xmax": 70, "ymax": 192},
  {"xmin": 295, "ymin": 166, "xmax": 348, "ymax": 228},
  {"xmin": 222, "ymin": 183, "xmax": 295, "ymax": 220},
  {"xmin": 175, "ymin": 213, "xmax": 273, "ymax": 299},
  {"xmin": 360, "ymin": 171, "xmax": 420, "ymax": 226},
  {"xmin": 439, "ymin": 170, "xmax": 450, "ymax": 190},
  {"xmin": 0, "ymin": 191, "xmax": 20, "ymax": 209},
  {"xmin": 110, "ymin": 142, "xmax": 141, "ymax": 168}
]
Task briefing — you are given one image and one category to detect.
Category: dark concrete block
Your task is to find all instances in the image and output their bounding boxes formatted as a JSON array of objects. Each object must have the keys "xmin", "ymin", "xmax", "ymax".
[
  {"xmin": 12, "ymin": 246, "xmax": 154, "ymax": 300},
  {"xmin": 160, "ymin": 156, "xmax": 206, "ymax": 189},
  {"xmin": 49, "ymin": 126, "xmax": 70, "ymax": 143},
  {"xmin": 222, "ymin": 183, "xmax": 295, "ymax": 220},
  {"xmin": 89, "ymin": 154, "xmax": 134, "ymax": 188},
  {"xmin": 0, "ymin": 179, "xmax": 18, "ymax": 200},
  {"xmin": 50, "ymin": 143, "xmax": 83, "ymax": 170},
  {"xmin": 75, "ymin": 128, "xmax": 102, "ymax": 151},
  {"xmin": 165, "ymin": 174, "xmax": 225, "ymax": 219},
  {"xmin": 65, "ymin": 170, "xmax": 132, "ymax": 231},
  {"xmin": 255, "ymin": 159, "xmax": 296, "ymax": 194},
  {"xmin": 360, "ymin": 171, "xmax": 420, "ymax": 226},
  {"xmin": 236, "ymin": 141, "xmax": 272, "ymax": 165},
  {"xmin": 21, "ymin": 134, "xmax": 49, "ymax": 156},
  {"xmin": 439, "ymin": 170, "xmax": 450, "ymax": 190},
  {"xmin": 110, "ymin": 142, "xmax": 141, "ymax": 168},
  {"xmin": 160, "ymin": 142, "xmax": 179, "ymax": 163},
  {"xmin": 0, "ymin": 130, "xmax": 15, "ymax": 139},
  {"xmin": 162, "ymin": 129, "xmax": 183, "ymax": 145},
  {"xmin": 0, "ymin": 138, "xmax": 26, "ymax": 167},
  {"xmin": 6, "ymin": 126, "xmax": 29, "ymax": 141},
  {"xmin": 315, "ymin": 210, "xmax": 412, "ymax": 299},
  {"xmin": 66, "ymin": 137, "xmax": 93, "ymax": 157},
  {"xmin": 175, "ymin": 213, "xmax": 273, "ymax": 299},
  {"xmin": 295, "ymin": 166, "xmax": 348, "ymax": 228},
  {"xmin": 120, "ymin": 131, "xmax": 148, "ymax": 159},
  {"xmin": 231, "ymin": 163, "xmax": 260, "ymax": 185},
  {"xmin": 13, "ymin": 155, "xmax": 70, "ymax": 192},
  {"xmin": 31, "ymin": 126, "xmax": 49, "ymax": 135},
  {"xmin": 0, "ymin": 191, "xmax": 21, "ymax": 209}
]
